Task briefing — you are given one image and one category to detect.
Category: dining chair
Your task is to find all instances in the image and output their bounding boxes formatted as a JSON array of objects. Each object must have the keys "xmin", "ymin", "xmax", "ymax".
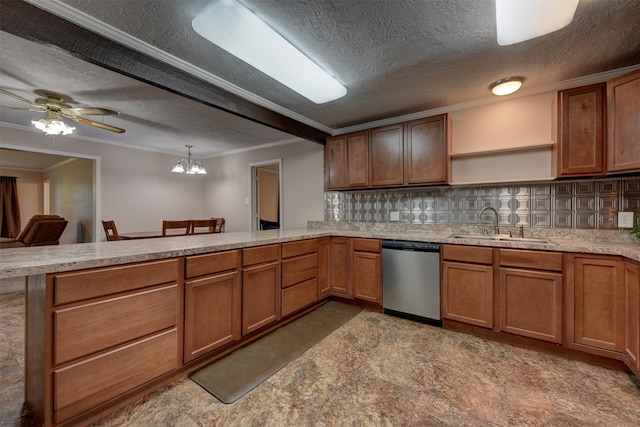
[
  {"xmin": 101, "ymin": 220, "xmax": 120, "ymax": 241},
  {"xmin": 211, "ymin": 217, "xmax": 225, "ymax": 233},
  {"xmin": 162, "ymin": 220, "xmax": 191, "ymax": 236},
  {"xmin": 190, "ymin": 219, "xmax": 217, "ymax": 235}
]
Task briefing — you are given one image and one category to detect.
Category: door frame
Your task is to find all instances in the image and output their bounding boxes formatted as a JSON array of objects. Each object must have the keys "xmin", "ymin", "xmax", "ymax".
[{"xmin": 248, "ymin": 158, "xmax": 283, "ymax": 231}]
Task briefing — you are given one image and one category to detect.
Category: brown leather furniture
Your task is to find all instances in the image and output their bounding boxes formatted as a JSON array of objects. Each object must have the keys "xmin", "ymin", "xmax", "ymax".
[{"xmin": 0, "ymin": 214, "xmax": 68, "ymax": 248}]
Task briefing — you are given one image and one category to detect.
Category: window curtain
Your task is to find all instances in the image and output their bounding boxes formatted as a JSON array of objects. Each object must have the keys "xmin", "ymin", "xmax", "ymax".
[{"xmin": 0, "ymin": 176, "xmax": 21, "ymax": 238}]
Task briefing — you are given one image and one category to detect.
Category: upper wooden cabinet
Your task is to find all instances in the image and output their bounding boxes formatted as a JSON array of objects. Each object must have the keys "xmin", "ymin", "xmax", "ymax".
[
  {"xmin": 607, "ymin": 68, "xmax": 640, "ymax": 173},
  {"xmin": 325, "ymin": 114, "xmax": 450, "ymax": 190},
  {"xmin": 325, "ymin": 130, "xmax": 369, "ymax": 190},
  {"xmin": 370, "ymin": 124, "xmax": 404, "ymax": 187},
  {"xmin": 557, "ymin": 83, "xmax": 605, "ymax": 177},
  {"xmin": 405, "ymin": 114, "xmax": 450, "ymax": 185}
]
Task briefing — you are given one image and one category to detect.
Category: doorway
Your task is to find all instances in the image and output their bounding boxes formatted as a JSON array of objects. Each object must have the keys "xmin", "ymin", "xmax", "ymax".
[{"xmin": 249, "ymin": 159, "xmax": 282, "ymax": 231}]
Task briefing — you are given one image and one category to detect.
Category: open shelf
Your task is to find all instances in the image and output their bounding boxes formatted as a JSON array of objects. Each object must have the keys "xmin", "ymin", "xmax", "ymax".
[{"xmin": 450, "ymin": 142, "xmax": 555, "ymax": 159}]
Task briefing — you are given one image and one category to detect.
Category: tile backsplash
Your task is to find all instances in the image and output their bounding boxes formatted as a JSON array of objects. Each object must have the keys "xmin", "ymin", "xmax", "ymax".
[{"xmin": 323, "ymin": 176, "xmax": 640, "ymax": 230}]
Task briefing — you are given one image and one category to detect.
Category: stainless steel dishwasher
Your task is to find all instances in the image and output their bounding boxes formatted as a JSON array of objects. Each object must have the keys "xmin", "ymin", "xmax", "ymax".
[{"xmin": 382, "ymin": 240, "xmax": 441, "ymax": 326}]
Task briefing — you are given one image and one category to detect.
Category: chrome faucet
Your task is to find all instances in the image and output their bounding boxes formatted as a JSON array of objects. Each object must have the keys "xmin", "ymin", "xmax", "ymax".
[{"xmin": 480, "ymin": 206, "xmax": 500, "ymax": 235}]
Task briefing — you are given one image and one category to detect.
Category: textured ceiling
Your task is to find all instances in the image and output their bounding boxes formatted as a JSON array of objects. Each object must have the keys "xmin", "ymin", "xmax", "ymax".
[{"xmin": 0, "ymin": 0, "xmax": 639, "ymax": 160}]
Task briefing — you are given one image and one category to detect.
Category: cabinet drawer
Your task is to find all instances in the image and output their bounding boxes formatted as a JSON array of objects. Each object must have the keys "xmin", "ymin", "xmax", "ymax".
[
  {"xmin": 352, "ymin": 238, "xmax": 380, "ymax": 253},
  {"xmin": 54, "ymin": 285, "xmax": 178, "ymax": 365},
  {"xmin": 243, "ymin": 244, "xmax": 280, "ymax": 267},
  {"xmin": 282, "ymin": 254, "xmax": 318, "ymax": 288},
  {"xmin": 54, "ymin": 329, "xmax": 178, "ymax": 424},
  {"xmin": 442, "ymin": 245, "xmax": 492, "ymax": 265},
  {"xmin": 186, "ymin": 250, "xmax": 239, "ymax": 278},
  {"xmin": 282, "ymin": 278, "xmax": 318, "ymax": 317},
  {"xmin": 282, "ymin": 239, "xmax": 318, "ymax": 259},
  {"xmin": 500, "ymin": 249, "xmax": 562, "ymax": 272},
  {"xmin": 53, "ymin": 259, "xmax": 179, "ymax": 305}
]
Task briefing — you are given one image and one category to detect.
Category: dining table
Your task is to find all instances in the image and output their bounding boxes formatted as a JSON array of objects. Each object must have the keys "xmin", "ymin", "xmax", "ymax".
[{"xmin": 118, "ymin": 231, "xmax": 166, "ymax": 240}]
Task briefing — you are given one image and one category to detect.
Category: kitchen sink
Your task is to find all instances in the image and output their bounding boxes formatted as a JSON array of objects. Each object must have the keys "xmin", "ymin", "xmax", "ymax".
[{"xmin": 450, "ymin": 234, "xmax": 556, "ymax": 245}]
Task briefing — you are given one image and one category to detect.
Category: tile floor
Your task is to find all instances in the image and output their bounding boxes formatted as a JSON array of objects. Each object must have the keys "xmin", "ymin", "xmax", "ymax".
[{"xmin": 2, "ymin": 290, "xmax": 640, "ymax": 426}]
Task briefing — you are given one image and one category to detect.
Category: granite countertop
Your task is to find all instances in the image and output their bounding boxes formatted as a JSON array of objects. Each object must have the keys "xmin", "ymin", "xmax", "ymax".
[{"xmin": 1, "ymin": 223, "xmax": 639, "ymax": 279}]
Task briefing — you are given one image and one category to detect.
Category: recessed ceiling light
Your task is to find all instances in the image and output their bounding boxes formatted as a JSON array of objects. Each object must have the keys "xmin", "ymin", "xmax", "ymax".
[
  {"xmin": 490, "ymin": 77, "xmax": 524, "ymax": 96},
  {"xmin": 495, "ymin": 0, "xmax": 580, "ymax": 46},
  {"xmin": 192, "ymin": 0, "xmax": 347, "ymax": 104}
]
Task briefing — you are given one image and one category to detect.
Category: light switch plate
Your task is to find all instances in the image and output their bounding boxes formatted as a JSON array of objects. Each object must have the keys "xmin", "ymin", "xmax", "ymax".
[
  {"xmin": 390, "ymin": 211, "xmax": 400, "ymax": 221},
  {"xmin": 618, "ymin": 211, "xmax": 634, "ymax": 228}
]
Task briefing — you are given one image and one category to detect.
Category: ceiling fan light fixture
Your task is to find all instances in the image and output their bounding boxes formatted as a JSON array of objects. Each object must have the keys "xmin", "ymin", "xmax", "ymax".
[
  {"xmin": 31, "ymin": 118, "xmax": 75, "ymax": 135},
  {"xmin": 490, "ymin": 77, "xmax": 523, "ymax": 96},
  {"xmin": 171, "ymin": 145, "xmax": 207, "ymax": 175},
  {"xmin": 192, "ymin": 0, "xmax": 347, "ymax": 104},
  {"xmin": 496, "ymin": 0, "xmax": 580, "ymax": 46}
]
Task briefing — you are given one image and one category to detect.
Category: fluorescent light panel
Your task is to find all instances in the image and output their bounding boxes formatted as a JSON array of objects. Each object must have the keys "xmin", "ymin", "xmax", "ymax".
[
  {"xmin": 496, "ymin": 0, "xmax": 580, "ymax": 46},
  {"xmin": 192, "ymin": 0, "xmax": 347, "ymax": 104}
]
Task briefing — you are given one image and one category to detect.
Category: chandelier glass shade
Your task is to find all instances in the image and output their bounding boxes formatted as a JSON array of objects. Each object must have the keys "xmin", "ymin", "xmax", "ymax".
[
  {"xmin": 32, "ymin": 111, "xmax": 75, "ymax": 135},
  {"xmin": 171, "ymin": 145, "xmax": 207, "ymax": 175}
]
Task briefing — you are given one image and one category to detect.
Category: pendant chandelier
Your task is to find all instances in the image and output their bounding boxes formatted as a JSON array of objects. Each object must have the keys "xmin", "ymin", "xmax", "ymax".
[{"xmin": 171, "ymin": 145, "xmax": 207, "ymax": 175}]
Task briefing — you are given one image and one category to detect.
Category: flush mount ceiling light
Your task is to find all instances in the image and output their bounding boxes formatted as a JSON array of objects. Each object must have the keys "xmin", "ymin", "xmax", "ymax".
[
  {"xmin": 171, "ymin": 145, "xmax": 207, "ymax": 175},
  {"xmin": 496, "ymin": 0, "xmax": 580, "ymax": 46},
  {"xmin": 31, "ymin": 111, "xmax": 75, "ymax": 135},
  {"xmin": 192, "ymin": 0, "xmax": 347, "ymax": 104},
  {"xmin": 490, "ymin": 77, "xmax": 524, "ymax": 96}
]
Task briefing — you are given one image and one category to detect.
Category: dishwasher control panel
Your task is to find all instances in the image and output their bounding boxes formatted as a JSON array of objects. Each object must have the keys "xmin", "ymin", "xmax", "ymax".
[{"xmin": 381, "ymin": 240, "xmax": 440, "ymax": 252}]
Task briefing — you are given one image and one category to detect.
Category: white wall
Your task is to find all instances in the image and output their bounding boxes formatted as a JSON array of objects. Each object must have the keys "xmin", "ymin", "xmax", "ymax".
[
  {"xmin": 0, "ymin": 126, "xmax": 326, "ymax": 237},
  {"xmin": 0, "ymin": 126, "xmax": 208, "ymax": 238},
  {"xmin": 204, "ymin": 139, "xmax": 325, "ymax": 232}
]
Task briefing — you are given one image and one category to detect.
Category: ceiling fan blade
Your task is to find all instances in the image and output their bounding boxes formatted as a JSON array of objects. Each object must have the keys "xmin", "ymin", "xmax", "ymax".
[
  {"xmin": 0, "ymin": 106, "xmax": 42, "ymax": 112},
  {"xmin": 62, "ymin": 107, "xmax": 119, "ymax": 116},
  {"xmin": 0, "ymin": 88, "xmax": 39, "ymax": 107},
  {"xmin": 68, "ymin": 116, "xmax": 126, "ymax": 133}
]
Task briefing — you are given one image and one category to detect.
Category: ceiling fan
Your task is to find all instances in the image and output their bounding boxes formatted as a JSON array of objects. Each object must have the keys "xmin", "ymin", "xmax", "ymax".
[{"xmin": 0, "ymin": 88, "xmax": 126, "ymax": 134}]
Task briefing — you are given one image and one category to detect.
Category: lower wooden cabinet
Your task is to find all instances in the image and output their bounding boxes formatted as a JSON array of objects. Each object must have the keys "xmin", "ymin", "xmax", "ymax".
[
  {"xmin": 329, "ymin": 237, "xmax": 352, "ymax": 298},
  {"xmin": 281, "ymin": 239, "xmax": 319, "ymax": 317},
  {"xmin": 499, "ymin": 249, "xmax": 563, "ymax": 344},
  {"xmin": 352, "ymin": 238, "xmax": 381, "ymax": 304},
  {"xmin": 317, "ymin": 237, "xmax": 331, "ymax": 298},
  {"xmin": 441, "ymin": 245, "xmax": 494, "ymax": 328},
  {"xmin": 624, "ymin": 259, "xmax": 640, "ymax": 372},
  {"xmin": 242, "ymin": 244, "xmax": 281, "ymax": 335},
  {"xmin": 566, "ymin": 254, "xmax": 625, "ymax": 354},
  {"xmin": 184, "ymin": 251, "xmax": 242, "ymax": 363},
  {"xmin": 41, "ymin": 259, "xmax": 181, "ymax": 426}
]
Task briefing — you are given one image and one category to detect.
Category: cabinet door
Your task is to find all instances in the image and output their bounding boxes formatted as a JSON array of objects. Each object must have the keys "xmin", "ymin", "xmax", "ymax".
[
  {"xmin": 557, "ymin": 84, "xmax": 605, "ymax": 176},
  {"xmin": 442, "ymin": 261, "xmax": 493, "ymax": 328},
  {"xmin": 325, "ymin": 134, "xmax": 347, "ymax": 189},
  {"xmin": 500, "ymin": 268, "xmax": 563, "ymax": 343},
  {"xmin": 405, "ymin": 114, "xmax": 449, "ymax": 184},
  {"xmin": 317, "ymin": 237, "xmax": 331, "ymax": 298},
  {"xmin": 325, "ymin": 131, "xmax": 369, "ymax": 189},
  {"xmin": 242, "ymin": 262, "xmax": 281, "ymax": 335},
  {"xmin": 570, "ymin": 256, "xmax": 625, "ymax": 352},
  {"xmin": 353, "ymin": 251, "xmax": 381, "ymax": 304},
  {"xmin": 184, "ymin": 271, "xmax": 241, "ymax": 363},
  {"xmin": 370, "ymin": 124, "xmax": 404, "ymax": 187},
  {"xmin": 624, "ymin": 260, "xmax": 640, "ymax": 371},
  {"xmin": 330, "ymin": 237, "xmax": 352, "ymax": 298},
  {"xmin": 607, "ymin": 68, "xmax": 640, "ymax": 172}
]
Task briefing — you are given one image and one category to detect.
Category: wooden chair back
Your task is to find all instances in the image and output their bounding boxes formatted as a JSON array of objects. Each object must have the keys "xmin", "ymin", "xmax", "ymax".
[
  {"xmin": 162, "ymin": 220, "xmax": 191, "ymax": 236},
  {"xmin": 212, "ymin": 217, "xmax": 225, "ymax": 233},
  {"xmin": 101, "ymin": 220, "xmax": 120, "ymax": 241},
  {"xmin": 189, "ymin": 219, "xmax": 217, "ymax": 235}
]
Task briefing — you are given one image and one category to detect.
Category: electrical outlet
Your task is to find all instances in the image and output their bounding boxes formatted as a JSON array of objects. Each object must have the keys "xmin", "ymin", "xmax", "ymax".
[
  {"xmin": 390, "ymin": 211, "xmax": 400, "ymax": 221},
  {"xmin": 618, "ymin": 211, "xmax": 634, "ymax": 228}
]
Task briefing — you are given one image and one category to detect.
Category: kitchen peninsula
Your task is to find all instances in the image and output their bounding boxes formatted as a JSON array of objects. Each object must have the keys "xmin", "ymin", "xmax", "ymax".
[{"xmin": 1, "ymin": 225, "xmax": 639, "ymax": 426}]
